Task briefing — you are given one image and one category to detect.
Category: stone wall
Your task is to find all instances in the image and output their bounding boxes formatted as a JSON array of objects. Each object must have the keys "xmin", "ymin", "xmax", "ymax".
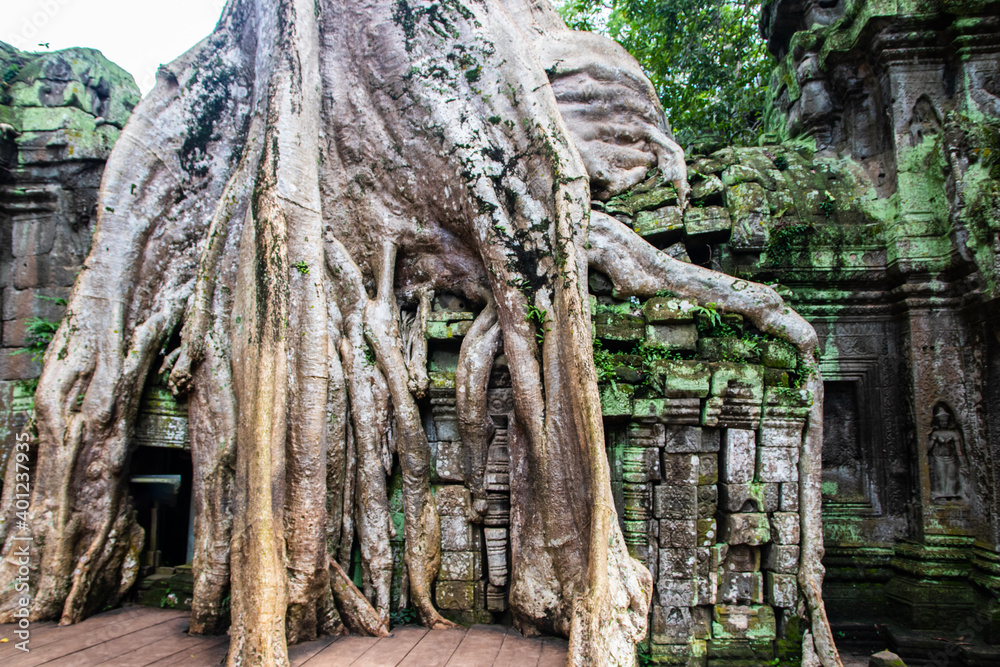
[{"xmin": 0, "ymin": 42, "xmax": 139, "ymax": 460}]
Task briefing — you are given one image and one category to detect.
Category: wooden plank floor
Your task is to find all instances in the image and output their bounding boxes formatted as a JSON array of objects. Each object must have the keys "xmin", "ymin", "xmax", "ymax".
[{"xmin": 0, "ymin": 606, "xmax": 567, "ymax": 666}]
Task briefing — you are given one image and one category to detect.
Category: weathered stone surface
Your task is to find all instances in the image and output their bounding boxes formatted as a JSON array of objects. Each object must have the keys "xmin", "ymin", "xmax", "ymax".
[
  {"xmin": 779, "ymin": 483, "xmax": 798, "ymax": 512},
  {"xmin": 654, "ymin": 485, "xmax": 697, "ymax": 519},
  {"xmin": 720, "ymin": 513, "xmax": 771, "ymax": 546},
  {"xmin": 766, "ymin": 572, "xmax": 798, "ymax": 608},
  {"xmin": 721, "ymin": 429, "xmax": 756, "ymax": 484},
  {"xmin": 760, "ymin": 340, "xmax": 797, "ymax": 369},
  {"xmin": 690, "ymin": 174, "xmax": 724, "ymax": 201},
  {"xmin": 436, "ymin": 485, "xmax": 471, "ymax": 517},
  {"xmin": 438, "ymin": 551, "xmax": 480, "ymax": 581},
  {"xmin": 599, "ymin": 382, "xmax": 634, "ymax": 418},
  {"xmin": 649, "ymin": 360, "xmax": 711, "ymax": 398},
  {"xmin": 656, "ymin": 579, "xmax": 697, "ymax": 607},
  {"xmin": 757, "ymin": 445, "xmax": 799, "ymax": 483},
  {"xmin": 642, "ymin": 297, "xmax": 695, "ymax": 323},
  {"xmin": 697, "ymin": 454, "xmax": 718, "ymax": 486},
  {"xmin": 645, "ymin": 323, "xmax": 698, "ymax": 351},
  {"xmin": 594, "ymin": 312, "xmax": 644, "ymax": 341},
  {"xmin": 440, "ymin": 515, "xmax": 480, "ymax": 551},
  {"xmin": 432, "ymin": 440, "xmax": 466, "ymax": 482},
  {"xmin": 762, "ymin": 545, "xmax": 799, "ymax": 575},
  {"xmin": 770, "ymin": 512, "xmax": 800, "ymax": 545},
  {"xmin": 662, "ymin": 453, "xmax": 699, "ymax": 485},
  {"xmin": 659, "ymin": 519, "xmax": 697, "ymax": 548},
  {"xmin": 684, "ymin": 206, "xmax": 732, "ymax": 238},
  {"xmin": 726, "ymin": 182, "xmax": 769, "ymax": 250},
  {"xmin": 663, "ymin": 425, "xmax": 705, "ymax": 453},
  {"xmin": 719, "ymin": 571, "xmax": 763, "ymax": 604},
  {"xmin": 651, "ymin": 605, "xmax": 693, "ymax": 645},
  {"xmin": 435, "ymin": 581, "xmax": 480, "ymax": 610},
  {"xmin": 634, "ymin": 206, "xmax": 684, "ymax": 242},
  {"xmin": 660, "ymin": 548, "xmax": 697, "ymax": 580},
  {"xmin": 711, "ymin": 605, "xmax": 776, "ymax": 640},
  {"xmin": 869, "ymin": 650, "xmax": 907, "ymax": 667}
]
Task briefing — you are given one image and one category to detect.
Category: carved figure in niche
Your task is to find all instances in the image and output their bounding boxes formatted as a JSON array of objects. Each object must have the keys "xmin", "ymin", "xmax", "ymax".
[
  {"xmin": 928, "ymin": 403, "xmax": 967, "ymax": 502},
  {"xmin": 908, "ymin": 95, "xmax": 941, "ymax": 146}
]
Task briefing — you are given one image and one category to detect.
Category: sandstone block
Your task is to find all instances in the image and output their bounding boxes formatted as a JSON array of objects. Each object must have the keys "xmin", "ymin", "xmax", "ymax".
[
  {"xmin": 659, "ymin": 519, "xmax": 697, "ymax": 548},
  {"xmin": 662, "ymin": 452, "xmax": 699, "ymax": 485},
  {"xmin": 757, "ymin": 446, "xmax": 799, "ymax": 483},
  {"xmin": 720, "ymin": 513, "xmax": 770, "ymax": 545},
  {"xmin": 762, "ymin": 544, "xmax": 799, "ymax": 574},
  {"xmin": 652, "ymin": 605, "xmax": 693, "ymax": 645},
  {"xmin": 660, "ymin": 548, "xmax": 697, "ymax": 580},
  {"xmin": 719, "ymin": 571, "xmax": 763, "ymax": 605},
  {"xmin": 721, "ymin": 429, "xmax": 756, "ymax": 484},
  {"xmin": 712, "ymin": 605, "xmax": 776, "ymax": 640},
  {"xmin": 766, "ymin": 572, "xmax": 798, "ymax": 608},
  {"xmin": 653, "ymin": 484, "xmax": 697, "ymax": 519},
  {"xmin": 646, "ymin": 323, "xmax": 698, "ymax": 352},
  {"xmin": 770, "ymin": 512, "xmax": 800, "ymax": 545}
]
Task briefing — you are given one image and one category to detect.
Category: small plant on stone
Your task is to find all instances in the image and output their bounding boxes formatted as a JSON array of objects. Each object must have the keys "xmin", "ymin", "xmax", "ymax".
[{"xmin": 389, "ymin": 606, "xmax": 417, "ymax": 627}]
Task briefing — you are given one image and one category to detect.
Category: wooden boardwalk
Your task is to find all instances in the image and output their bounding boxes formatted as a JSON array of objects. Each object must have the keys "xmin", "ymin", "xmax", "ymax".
[{"xmin": 0, "ymin": 606, "xmax": 568, "ymax": 666}]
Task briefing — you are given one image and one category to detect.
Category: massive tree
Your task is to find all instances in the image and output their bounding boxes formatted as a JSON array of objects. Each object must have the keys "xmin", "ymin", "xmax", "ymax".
[{"xmin": 0, "ymin": 0, "xmax": 839, "ymax": 665}]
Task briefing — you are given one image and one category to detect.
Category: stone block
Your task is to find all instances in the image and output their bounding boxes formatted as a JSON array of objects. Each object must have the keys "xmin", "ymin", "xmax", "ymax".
[
  {"xmin": 662, "ymin": 452, "xmax": 699, "ymax": 485},
  {"xmin": 653, "ymin": 484, "xmax": 697, "ymax": 519},
  {"xmin": 697, "ymin": 486, "xmax": 717, "ymax": 519},
  {"xmin": 710, "ymin": 363, "xmax": 764, "ymax": 403},
  {"xmin": 697, "ymin": 337, "xmax": 759, "ymax": 363},
  {"xmin": 722, "ymin": 545, "xmax": 761, "ymax": 572},
  {"xmin": 719, "ymin": 483, "xmax": 760, "ymax": 513},
  {"xmin": 634, "ymin": 206, "xmax": 684, "ymax": 243},
  {"xmin": 696, "ymin": 519, "xmax": 716, "ymax": 548},
  {"xmin": 721, "ymin": 429, "xmax": 756, "ymax": 484},
  {"xmin": 436, "ymin": 485, "xmax": 471, "ymax": 517},
  {"xmin": 435, "ymin": 581, "xmax": 479, "ymax": 611},
  {"xmin": 663, "ymin": 425, "xmax": 705, "ymax": 453},
  {"xmin": 426, "ymin": 320, "xmax": 473, "ymax": 339},
  {"xmin": 440, "ymin": 516, "xmax": 480, "ymax": 551},
  {"xmin": 684, "ymin": 206, "xmax": 731, "ymax": 238},
  {"xmin": 762, "ymin": 544, "xmax": 799, "ymax": 574},
  {"xmin": 652, "ymin": 605, "xmax": 693, "ymax": 645},
  {"xmin": 627, "ymin": 421, "xmax": 664, "ymax": 448},
  {"xmin": 659, "ymin": 519, "xmax": 697, "ymax": 548},
  {"xmin": 0, "ymin": 348, "xmax": 41, "ymax": 381},
  {"xmin": 649, "ymin": 360, "xmax": 710, "ymax": 398},
  {"xmin": 595, "ymin": 312, "xmax": 644, "ymax": 342},
  {"xmin": 625, "ymin": 186, "xmax": 679, "ymax": 213},
  {"xmin": 646, "ymin": 323, "xmax": 698, "ymax": 352},
  {"xmin": 766, "ymin": 572, "xmax": 798, "ymax": 608},
  {"xmin": 695, "ymin": 573, "xmax": 718, "ymax": 606},
  {"xmin": 719, "ymin": 571, "xmax": 764, "ymax": 604},
  {"xmin": 650, "ymin": 639, "xmax": 707, "ymax": 665},
  {"xmin": 726, "ymin": 182, "xmax": 769, "ymax": 250},
  {"xmin": 2, "ymin": 287, "xmax": 68, "ymax": 322},
  {"xmin": 697, "ymin": 454, "xmax": 718, "ymax": 486},
  {"xmin": 711, "ymin": 605, "xmax": 776, "ymax": 640},
  {"xmin": 642, "ymin": 297, "xmax": 695, "ymax": 324},
  {"xmin": 720, "ymin": 513, "xmax": 770, "ymax": 546},
  {"xmin": 690, "ymin": 174, "xmax": 723, "ymax": 201},
  {"xmin": 633, "ymin": 397, "xmax": 702, "ymax": 425},
  {"xmin": 432, "ymin": 441, "xmax": 466, "ymax": 482},
  {"xmin": 869, "ymin": 650, "xmax": 907, "ymax": 667},
  {"xmin": 770, "ymin": 512, "xmax": 800, "ymax": 545},
  {"xmin": 660, "ymin": 548, "xmax": 697, "ymax": 580},
  {"xmin": 11, "ymin": 217, "xmax": 56, "ymax": 257},
  {"xmin": 760, "ymin": 340, "xmax": 797, "ymax": 369},
  {"xmin": 599, "ymin": 382, "xmax": 634, "ymax": 419},
  {"xmin": 757, "ymin": 446, "xmax": 799, "ymax": 483},
  {"xmin": 656, "ymin": 579, "xmax": 697, "ymax": 607},
  {"xmin": 701, "ymin": 428, "xmax": 721, "ymax": 452},
  {"xmin": 779, "ymin": 483, "xmax": 799, "ymax": 512},
  {"xmin": 439, "ymin": 551, "xmax": 480, "ymax": 581},
  {"xmin": 721, "ymin": 164, "xmax": 762, "ymax": 187},
  {"xmin": 2, "ymin": 318, "xmax": 30, "ymax": 348},
  {"xmin": 759, "ymin": 424, "xmax": 802, "ymax": 448},
  {"xmin": 763, "ymin": 367, "xmax": 791, "ymax": 388}
]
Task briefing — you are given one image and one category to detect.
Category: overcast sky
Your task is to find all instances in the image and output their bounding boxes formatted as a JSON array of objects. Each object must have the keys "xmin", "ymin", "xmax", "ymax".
[{"xmin": 2, "ymin": 0, "xmax": 228, "ymax": 94}]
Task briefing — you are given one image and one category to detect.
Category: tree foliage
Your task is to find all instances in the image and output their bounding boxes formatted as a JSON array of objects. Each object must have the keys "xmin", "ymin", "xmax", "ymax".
[{"xmin": 559, "ymin": 0, "xmax": 772, "ymax": 147}]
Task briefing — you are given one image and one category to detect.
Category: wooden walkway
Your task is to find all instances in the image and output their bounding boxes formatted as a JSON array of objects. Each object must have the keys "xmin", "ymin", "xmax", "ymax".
[{"xmin": 0, "ymin": 606, "xmax": 567, "ymax": 666}]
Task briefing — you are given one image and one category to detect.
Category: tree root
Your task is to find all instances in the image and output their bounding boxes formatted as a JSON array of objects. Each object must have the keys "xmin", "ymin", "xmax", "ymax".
[{"xmin": 329, "ymin": 558, "xmax": 389, "ymax": 637}]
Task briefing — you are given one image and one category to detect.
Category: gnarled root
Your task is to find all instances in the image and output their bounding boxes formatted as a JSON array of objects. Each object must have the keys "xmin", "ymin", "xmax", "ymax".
[
  {"xmin": 588, "ymin": 211, "xmax": 842, "ymax": 667},
  {"xmin": 329, "ymin": 558, "xmax": 389, "ymax": 637}
]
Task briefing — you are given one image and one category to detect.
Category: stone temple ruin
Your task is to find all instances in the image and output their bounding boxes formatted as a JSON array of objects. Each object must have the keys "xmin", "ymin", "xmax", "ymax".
[{"xmin": 2, "ymin": 0, "xmax": 1000, "ymax": 663}]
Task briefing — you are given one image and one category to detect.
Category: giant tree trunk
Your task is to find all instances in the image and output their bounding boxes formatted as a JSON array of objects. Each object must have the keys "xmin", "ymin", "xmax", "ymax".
[{"xmin": 0, "ymin": 0, "xmax": 840, "ymax": 665}]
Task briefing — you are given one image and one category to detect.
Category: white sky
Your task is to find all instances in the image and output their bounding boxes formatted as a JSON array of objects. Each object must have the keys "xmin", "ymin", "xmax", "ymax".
[{"xmin": 2, "ymin": 0, "xmax": 229, "ymax": 95}]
